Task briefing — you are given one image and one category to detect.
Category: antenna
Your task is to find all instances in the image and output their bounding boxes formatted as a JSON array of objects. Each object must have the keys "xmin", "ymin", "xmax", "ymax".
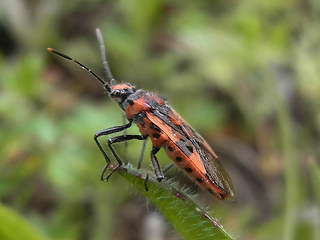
[
  {"xmin": 47, "ymin": 48, "xmax": 111, "ymax": 93},
  {"xmin": 95, "ymin": 28, "xmax": 116, "ymax": 86}
]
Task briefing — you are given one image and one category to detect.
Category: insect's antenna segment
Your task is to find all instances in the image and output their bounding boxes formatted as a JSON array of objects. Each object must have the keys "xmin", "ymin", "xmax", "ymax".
[
  {"xmin": 47, "ymin": 48, "xmax": 111, "ymax": 93},
  {"xmin": 95, "ymin": 28, "xmax": 116, "ymax": 86}
]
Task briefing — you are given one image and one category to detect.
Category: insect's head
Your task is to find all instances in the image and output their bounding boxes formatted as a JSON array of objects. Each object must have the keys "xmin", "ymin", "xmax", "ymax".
[{"xmin": 110, "ymin": 83, "xmax": 136, "ymax": 107}]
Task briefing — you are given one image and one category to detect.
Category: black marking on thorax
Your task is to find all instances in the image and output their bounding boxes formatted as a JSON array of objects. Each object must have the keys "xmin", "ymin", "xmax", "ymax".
[
  {"xmin": 132, "ymin": 111, "xmax": 146, "ymax": 127},
  {"xmin": 152, "ymin": 132, "xmax": 161, "ymax": 139},
  {"xmin": 127, "ymin": 90, "xmax": 147, "ymax": 101},
  {"xmin": 127, "ymin": 99, "xmax": 134, "ymax": 105}
]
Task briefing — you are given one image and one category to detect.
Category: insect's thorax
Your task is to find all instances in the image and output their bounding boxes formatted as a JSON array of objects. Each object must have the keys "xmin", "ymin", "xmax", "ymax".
[
  {"xmin": 124, "ymin": 90, "xmax": 165, "ymax": 119},
  {"xmin": 123, "ymin": 89, "xmax": 166, "ymax": 141}
]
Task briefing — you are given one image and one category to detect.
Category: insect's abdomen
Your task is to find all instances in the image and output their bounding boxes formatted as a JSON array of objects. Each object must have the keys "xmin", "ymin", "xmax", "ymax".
[
  {"xmin": 165, "ymin": 142, "xmax": 226, "ymax": 198},
  {"xmin": 125, "ymin": 94, "xmax": 227, "ymax": 199},
  {"xmin": 146, "ymin": 115, "xmax": 226, "ymax": 198}
]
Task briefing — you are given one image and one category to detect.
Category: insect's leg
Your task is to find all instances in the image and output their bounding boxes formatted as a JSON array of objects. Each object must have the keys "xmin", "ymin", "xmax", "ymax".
[
  {"xmin": 163, "ymin": 163, "xmax": 174, "ymax": 173},
  {"xmin": 150, "ymin": 146, "xmax": 165, "ymax": 182},
  {"xmin": 94, "ymin": 120, "xmax": 133, "ymax": 180},
  {"xmin": 144, "ymin": 174, "xmax": 149, "ymax": 192},
  {"xmin": 122, "ymin": 115, "xmax": 129, "ymax": 164},
  {"xmin": 137, "ymin": 138, "xmax": 148, "ymax": 169},
  {"xmin": 106, "ymin": 134, "xmax": 147, "ymax": 180}
]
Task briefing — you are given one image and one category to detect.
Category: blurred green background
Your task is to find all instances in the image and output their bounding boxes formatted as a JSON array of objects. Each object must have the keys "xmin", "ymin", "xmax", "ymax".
[{"xmin": 0, "ymin": 0, "xmax": 320, "ymax": 239}]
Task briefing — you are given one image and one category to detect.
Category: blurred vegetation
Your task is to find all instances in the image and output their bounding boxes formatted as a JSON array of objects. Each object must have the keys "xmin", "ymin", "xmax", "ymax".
[
  {"xmin": 118, "ymin": 166, "xmax": 234, "ymax": 240},
  {"xmin": 0, "ymin": 0, "xmax": 319, "ymax": 239}
]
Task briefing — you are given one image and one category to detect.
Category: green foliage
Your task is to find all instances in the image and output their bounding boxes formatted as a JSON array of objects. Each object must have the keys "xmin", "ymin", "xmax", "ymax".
[
  {"xmin": 119, "ymin": 165, "xmax": 233, "ymax": 240},
  {"xmin": 0, "ymin": 203, "xmax": 48, "ymax": 240}
]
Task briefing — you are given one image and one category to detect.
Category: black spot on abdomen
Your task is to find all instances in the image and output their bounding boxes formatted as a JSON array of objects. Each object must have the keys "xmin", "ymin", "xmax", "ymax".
[
  {"xmin": 207, "ymin": 188, "xmax": 214, "ymax": 194},
  {"xmin": 152, "ymin": 133, "xmax": 160, "ymax": 139},
  {"xmin": 196, "ymin": 178, "xmax": 203, "ymax": 183},
  {"xmin": 127, "ymin": 99, "xmax": 134, "ymax": 105}
]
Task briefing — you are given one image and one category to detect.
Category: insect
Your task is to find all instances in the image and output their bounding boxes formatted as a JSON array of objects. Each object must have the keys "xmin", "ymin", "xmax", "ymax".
[{"xmin": 47, "ymin": 29, "xmax": 234, "ymax": 200}]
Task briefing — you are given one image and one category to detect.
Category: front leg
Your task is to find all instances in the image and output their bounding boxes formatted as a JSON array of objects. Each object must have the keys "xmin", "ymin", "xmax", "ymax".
[
  {"xmin": 94, "ymin": 120, "xmax": 133, "ymax": 180},
  {"xmin": 105, "ymin": 134, "xmax": 148, "ymax": 180}
]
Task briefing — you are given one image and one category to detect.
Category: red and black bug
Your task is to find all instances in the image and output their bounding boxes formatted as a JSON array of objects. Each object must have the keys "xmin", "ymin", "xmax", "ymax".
[{"xmin": 48, "ymin": 29, "xmax": 234, "ymax": 200}]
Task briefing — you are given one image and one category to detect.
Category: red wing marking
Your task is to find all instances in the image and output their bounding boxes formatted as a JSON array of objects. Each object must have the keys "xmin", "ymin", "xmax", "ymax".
[
  {"xmin": 168, "ymin": 109, "xmax": 218, "ymax": 156},
  {"xmin": 147, "ymin": 107, "xmax": 235, "ymax": 200},
  {"xmin": 168, "ymin": 109, "xmax": 234, "ymax": 199},
  {"xmin": 146, "ymin": 112, "xmax": 206, "ymax": 174}
]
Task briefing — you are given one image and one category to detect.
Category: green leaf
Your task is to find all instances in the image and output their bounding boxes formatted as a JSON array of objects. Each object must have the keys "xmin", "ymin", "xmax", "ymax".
[
  {"xmin": 117, "ymin": 165, "xmax": 233, "ymax": 240},
  {"xmin": 310, "ymin": 158, "xmax": 320, "ymax": 240},
  {"xmin": 0, "ymin": 203, "xmax": 49, "ymax": 240}
]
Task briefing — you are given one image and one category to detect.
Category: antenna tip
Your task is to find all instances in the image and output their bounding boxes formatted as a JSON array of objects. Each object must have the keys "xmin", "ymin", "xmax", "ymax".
[{"xmin": 47, "ymin": 48, "xmax": 53, "ymax": 52}]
